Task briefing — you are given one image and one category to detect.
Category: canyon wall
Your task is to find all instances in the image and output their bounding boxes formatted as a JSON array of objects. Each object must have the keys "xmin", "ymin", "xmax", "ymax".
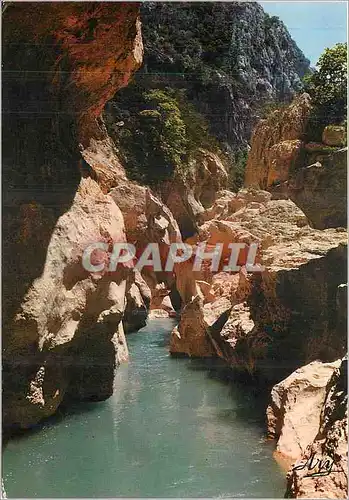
[
  {"xmin": 168, "ymin": 189, "xmax": 347, "ymax": 380},
  {"xmin": 244, "ymin": 93, "xmax": 347, "ymax": 229},
  {"xmin": 139, "ymin": 2, "xmax": 310, "ymax": 149},
  {"xmin": 2, "ymin": 1, "xmax": 143, "ymax": 430}
]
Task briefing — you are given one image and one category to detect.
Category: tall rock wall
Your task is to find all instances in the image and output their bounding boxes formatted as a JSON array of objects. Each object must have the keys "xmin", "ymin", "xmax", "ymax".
[
  {"xmin": 2, "ymin": 2, "xmax": 142, "ymax": 431},
  {"xmin": 244, "ymin": 93, "xmax": 312, "ymax": 189},
  {"xmin": 118, "ymin": 2, "xmax": 310, "ymax": 150}
]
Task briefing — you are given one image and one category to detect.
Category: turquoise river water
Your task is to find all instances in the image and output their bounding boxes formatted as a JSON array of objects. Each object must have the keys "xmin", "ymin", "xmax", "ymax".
[{"xmin": 3, "ymin": 319, "xmax": 285, "ymax": 498}]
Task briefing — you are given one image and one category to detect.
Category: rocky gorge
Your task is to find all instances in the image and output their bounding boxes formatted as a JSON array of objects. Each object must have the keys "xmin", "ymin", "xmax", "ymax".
[{"xmin": 2, "ymin": 2, "xmax": 347, "ymax": 499}]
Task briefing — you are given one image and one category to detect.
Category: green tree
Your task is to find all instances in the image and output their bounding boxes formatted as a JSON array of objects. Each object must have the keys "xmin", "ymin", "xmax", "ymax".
[
  {"xmin": 303, "ymin": 43, "xmax": 347, "ymax": 128},
  {"xmin": 228, "ymin": 149, "xmax": 249, "ymax": 192}
]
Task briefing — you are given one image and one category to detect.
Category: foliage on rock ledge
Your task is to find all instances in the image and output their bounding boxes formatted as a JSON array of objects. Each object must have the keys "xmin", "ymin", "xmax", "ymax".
[
  {"xmin": 256, "ymin": 43, "xmax": 347, "ymax": 147},
  {"xmin": 105, "ymin": 84, "xmax": 245, "ymax": 190},
  {"xmin": 104, "ymin": 1, "xmax": 310, "ymax": 190}
]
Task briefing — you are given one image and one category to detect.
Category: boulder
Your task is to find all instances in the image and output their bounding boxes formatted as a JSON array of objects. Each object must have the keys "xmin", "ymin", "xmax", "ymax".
[
  {"xmin": 322, "ymin": 125, "xmax": 346, "ymax": 147},
  {"xmin": 149, "ymin": 283, "xmax": 176, "ymax": 317},
  {"xmin": 210, "ymin": 303, "xmax": 255, "ymax": 371},
  {"xmin": 170, "ymin": 295, "xmax": 232, "ymax": 357},
  {"xmin": 170, "ymin": 296, "xmax": 216, "ymax": 357},
  {"xmin": 267, "ymin": 360, "xmax": 341, "ymax": 460},
  {"xmin": 286, "ymin": 358, "xmax": 348, "ymax": 499}
]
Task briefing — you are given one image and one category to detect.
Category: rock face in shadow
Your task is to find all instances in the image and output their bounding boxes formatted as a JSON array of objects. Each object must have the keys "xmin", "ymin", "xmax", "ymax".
[
  {"xmin": 170, "ymin": 296, "xmax": 217, "ymax": 357},
  {"xmin": 111, "ymin": 182, "xmax": 183, "ymax": 326},
  {"xmin": 2, "ymin": 2, "xmax": 142, "ymax": 431},
  {"xmin": 288, "ymin": 148, "xmax": 347, "ymax": 230},
  {"xmin": 246, "ymin": 239, "xmax": 347, "ymax": 381},
  {"xmin": 123, "ymin": 271, "xmax": 151, "ymax": 334},
  {"xmin": 162, "ymin": 150, "xmax": 229, "ymax": 238},
  {"xmin": 285, "ymin": 358, "xmax": 348, "ymax": 499}
]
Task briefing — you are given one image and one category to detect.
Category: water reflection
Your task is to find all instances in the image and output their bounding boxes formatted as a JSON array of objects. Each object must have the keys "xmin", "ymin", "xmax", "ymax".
[{"xmin": 3, "ymin": 319, "xmax": 285, "ymax": 498}]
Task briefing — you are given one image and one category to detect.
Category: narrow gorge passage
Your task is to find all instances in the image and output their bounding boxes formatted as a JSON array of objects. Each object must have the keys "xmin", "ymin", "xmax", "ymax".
[{"xmin": 3, "ymin": 319, "xmax": 284, "ymax": 498}]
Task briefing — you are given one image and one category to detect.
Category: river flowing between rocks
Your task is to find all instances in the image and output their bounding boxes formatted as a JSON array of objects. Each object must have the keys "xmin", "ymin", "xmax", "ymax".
[{"xmin": 3, "ymin": 319, "xmax": 285, "ymax": 498}]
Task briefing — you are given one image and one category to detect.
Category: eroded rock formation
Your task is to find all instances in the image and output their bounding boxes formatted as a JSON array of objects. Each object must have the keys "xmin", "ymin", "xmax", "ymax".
[
  {"xmin": 3, "ymin": 2, "xmax": 142, "ymax": 430},
  {"xmin": 2, "ymin": 5, "xmax": 347, "ymax": 499},
  {"xmin": 244, "ymin": 93, "xmax": 347, "ymax": 230},
  {"xmin": 285, "ymin": 358, "xmax": 348, "ymax": 499},
  {"xmin": 244, "ymin": 93, "xmax": 312, "ymax": 189},
  {"xmin": 162, "ymin": 150, "xmax": 229, "ymax": 238},
  {"xmin": 169, "ymin": 188, "xmax": 347, "ymax": 382},
  {"xmin": 267, "ymin": 360, "xmax": 341, "ymax": 460},
  {"xmin": 167, "ymin": 173, "xmax": 347, "ymax": 498}
]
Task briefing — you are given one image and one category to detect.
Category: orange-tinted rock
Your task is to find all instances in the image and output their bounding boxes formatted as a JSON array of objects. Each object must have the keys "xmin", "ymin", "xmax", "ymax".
[
  {"xmin": 170, "ymin": 296, "xmax": 216, "ymax": 357},
  {"xmin": 170, "ymin": 191, "xmax": 347, "ymax": 384},
  {"xmin": 2, "ymin": 3, "xmax": 142, "ymax": 430},
  {"xmin": 267, "ymin": 360, "xmax": 341, "ymax": 460},
  {"xmin": 3, "ymin": 178, "xmax": 131, "ymax": 428},
  {"xmin": 267, "ymin": 139, "xmax": 304, "ymax": 187},
  {"xmin": 285, "ymin": 358, "xmax": 348, "ymax": 499},
  {"xmin": 245, "ymin": 93, "xmax": 311, "ymax": 189}
]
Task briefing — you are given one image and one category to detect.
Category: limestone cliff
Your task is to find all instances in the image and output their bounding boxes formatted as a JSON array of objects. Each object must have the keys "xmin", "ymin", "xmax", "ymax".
[
  {"xmin": 244, "ymin": 93, "xmax": 347, "ymax": 230},
  {"xmin": 244, "ymin": 93, "xmax": 312, "ymax": 189},
  {"xmin": 2, "ymin": 5, "xmax": 347, "ymax": 499},
  {"xmin": 3, "ymin": 2, "xmax": 142, "ymax": 431},
  {"xmin": 166, "ymin": 182, "xmax": 347, "ymax": 498},
  {"xmin": 140, "ymin": 2, "xmax": 310, "ymax": 149},
  {"xmin": 288, "ymin": 147, "xmax": 347, "ymax": 230}
]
